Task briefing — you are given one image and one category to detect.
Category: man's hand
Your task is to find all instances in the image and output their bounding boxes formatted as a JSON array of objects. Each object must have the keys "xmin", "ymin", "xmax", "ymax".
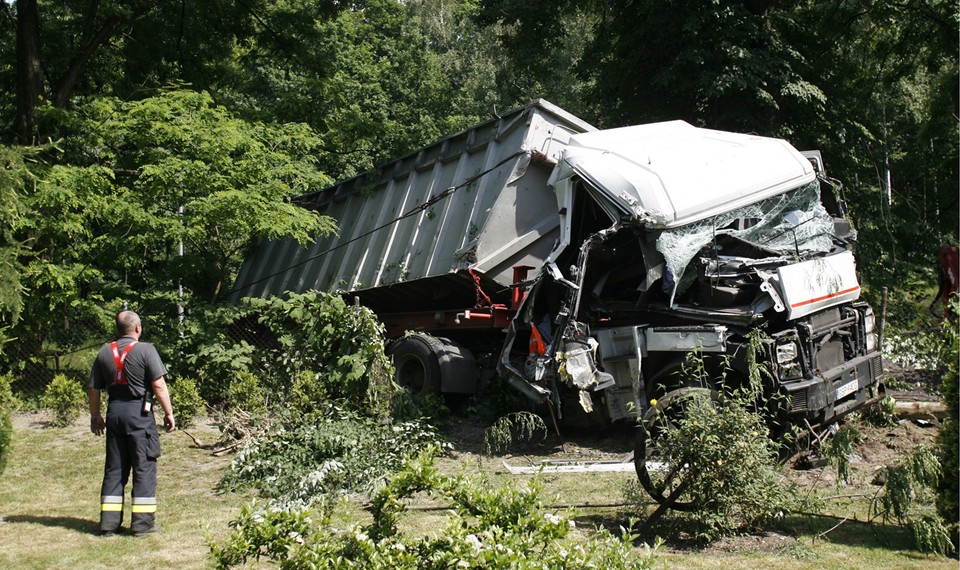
[
  {"xmin": 164, "ymin": 412, "xmax": 176, "ymax": 433},
  {"xmin": 90, "ymin": 414, "xmax": 105, "ymax": 436}
]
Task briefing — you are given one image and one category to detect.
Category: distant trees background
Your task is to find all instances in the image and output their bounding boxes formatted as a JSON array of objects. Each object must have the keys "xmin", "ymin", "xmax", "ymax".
[{"xmin": 0, "ymin": 0, "xmax": 956, "ymax": 364}]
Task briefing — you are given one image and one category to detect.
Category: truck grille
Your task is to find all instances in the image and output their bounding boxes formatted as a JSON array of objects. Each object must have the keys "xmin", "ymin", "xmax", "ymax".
[
  {"xmin": 790, "ymin": 390, "xmax": 808, "ymax": 412},
  {"xmin": 816, "ymin": 340, "xmax": 844, "ymax": 372}
]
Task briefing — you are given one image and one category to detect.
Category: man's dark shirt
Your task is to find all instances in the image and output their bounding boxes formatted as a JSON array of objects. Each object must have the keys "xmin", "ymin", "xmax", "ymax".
[{"xmin": 89, "ymin": 336, "xmax": 167, "ymax": 401}]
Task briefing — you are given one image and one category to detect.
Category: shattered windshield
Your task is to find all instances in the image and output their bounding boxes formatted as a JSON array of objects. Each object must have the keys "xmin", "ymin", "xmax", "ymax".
[{"xmin": 656, "ymin": 182, "xmax": 836, "ymax": 305}]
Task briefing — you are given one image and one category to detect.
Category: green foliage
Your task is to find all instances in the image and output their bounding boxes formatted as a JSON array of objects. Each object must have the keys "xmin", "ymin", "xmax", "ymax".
[
  {"xmin": 481, "ymin": 411, "xmax": 548, "ymax": 456},
  {"xmin": 211, "ymin": 450, "xmax": 661, "ymax": 569},
  {"xmin": 872, "ymin": 445, "xmax": 952, "ymax": 555},
  {"xmin": 217, "ymin": 404, "xmax": 446, "ymax": 505},
  {"xmin": 464, "ymin": 375, "xmax": 527, "ymax": 421},
  {"xmin": 884, "ymin": 326, "xmax": 954, "ymax": 372},
  {"xmin": 167, "ymin": 377, "xmax": 206, "ymax": 429},
  {"xmin": 389, "ymin": 388, "xmax": 450, "ymax": 422},
  {"xmin": 864, "ymin": 395, "xmax": 898, "ymax": 428},
  {"xmin": 41, "ymin": 374, "xmax": 86, "ymax": 427},
  {"xmin": 289, "ymin": 369, "xmax": 328, "ymax": 414},
  {"xmin": 226, "ymin": 371, "xmax": 267, "ymax": 415},
  {"xmin": 174, "ymin": 303, "xmax": 258, "ymax": 403},
  {"xmin": 913, "ymin": 515, "xmax": 954, "ymax": 559},
  {"xmin": 821, "ymin": 426, "xmax": 865, "ymax": 486},
  {"xmin": 936, "ymin": 302, "xmax": 959, "ymax": 551},
  {"xmin": 36, "ymin": 90, "xmax": 337, "ymax": 303},
  {"xmin": 648, "ymin": 388, "xmax": 795, "ymax": 540},
  {"xmin": 0, "ymin": 372, "xmax": 18, "ymax": 474},
  {"xmin": 245, "ymin": 291, "xmax": 395, "ymax": 418},
  {"xmin": 209, "ymin": 500, "xmax": 326, "ymax": 569},
  {"xmin": 0, "ymin": 146, "xmax": 29, "ymax": 330}
]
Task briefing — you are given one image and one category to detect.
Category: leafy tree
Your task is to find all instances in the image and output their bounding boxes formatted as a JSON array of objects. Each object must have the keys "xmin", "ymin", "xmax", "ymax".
[
  {"xmin": 475, "ymin": 0, "xmax": 599, "ymax": 120},
  {"xmin": 7, "ymin": 0, "xmax": 163, "ymax": 143},
  {"xmin": 789, "ymin": 0, "xmax": 959, "ymax": 294},
  {"xmin": 5, "ymin": 90, "xmax": 335, "ymax": 377},
  {"xmin": 215, "ymin": 0, "xmax": 467, "ymax": 177},
  {"xmin": 37, "ymin": 89, "xmax": 336, "ymax": 302},
  {"xmin": 0, "ymin": 146, "xmax": 29, "ymax": 332}
]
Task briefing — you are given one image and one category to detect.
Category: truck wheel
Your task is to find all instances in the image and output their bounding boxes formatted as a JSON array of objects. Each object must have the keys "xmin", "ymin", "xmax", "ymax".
[
  {"xmin": 388, "ymin": 335, "xmax": 442, "ymax": 395},
  {"xmin": 634, "ymin": 387, "xmax": 720, "ymax": 511}
]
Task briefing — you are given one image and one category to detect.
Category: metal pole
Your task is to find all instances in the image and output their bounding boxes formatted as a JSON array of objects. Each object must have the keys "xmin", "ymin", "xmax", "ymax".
[{"xmin": 178, "ymin": 204, "xmax": 184, "ymax": 339}]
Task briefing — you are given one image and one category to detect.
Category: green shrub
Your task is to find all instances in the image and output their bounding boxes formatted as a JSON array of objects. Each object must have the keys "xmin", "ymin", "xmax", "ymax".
[
  {"xmin": 872, "ymin": 444, "xmax": 952, "ymax": 556},
  {"xmin": 0, "ymin": 372, "xmax": 18, "ymax": 474},
  {"xmin": 211, "ymin": 451, "xmax": 662, "ymax": 569},
  {"xmin": 173, "ymin": 303, "xmax": 259, "ymax": 403},
  {"xmin": 289, "ymin": 369, "xmax": 327, "ymax": 414},
  {"xmin": 648, "ymin": 392, "xmax": 795, "ymax": 540},
  {"xmin": 176, "ymin": 292, "xmax": 396, "ymax": 419},
  {"xmin": 225, "ymin": 371, "xmax": 266, "ymax": 415},
  {"xmin": 41, "ymin": 374, "xmax": 86, "ymax": 427},
  {"xmin": 482, "ymin": 411, "xmax": 548, "ymax": 455},
  {"xmin": 167, "ymin": 376, "xmax": 206, "ymax": 429},
  {"xmin": 863, "ymin": 395, "xmax": 898, "ymax": 427},
  {"xmin": 245, "ymin": 291, "xmax": 395, "ymax": 418},
  {"xmin": 639, "ymin": 340, "xmax": 795, "ymax": 540},
  {"xmin": 936, "ymin": 299, "xmax": 959, "ymax": 553},
  {"xmin": 217, "ymin": 403, "xmax": 447, "ymax": 505}
]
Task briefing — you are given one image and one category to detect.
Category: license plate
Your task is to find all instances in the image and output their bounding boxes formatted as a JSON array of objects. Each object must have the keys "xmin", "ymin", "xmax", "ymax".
[{"xmin": 835, "ymin": 379, "xmax": 858, "ymax": 400}]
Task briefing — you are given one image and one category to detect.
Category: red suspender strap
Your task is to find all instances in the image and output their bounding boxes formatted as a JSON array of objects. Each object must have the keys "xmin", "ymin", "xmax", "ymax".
[{"xmin": 109, "ymin": 340, "xmax": 139, "ymax": 385}]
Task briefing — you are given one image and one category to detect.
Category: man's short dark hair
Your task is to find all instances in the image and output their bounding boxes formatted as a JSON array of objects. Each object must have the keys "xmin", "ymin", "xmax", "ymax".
[{"xmin": 117, "ymin": 311, "xmax": 141, "ymax": 335}]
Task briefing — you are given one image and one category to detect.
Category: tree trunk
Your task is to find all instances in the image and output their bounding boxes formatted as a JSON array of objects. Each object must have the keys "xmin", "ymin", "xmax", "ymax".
[{"xmin": 14, "ymin": 0, "xmax": 43, "ymax": 145}]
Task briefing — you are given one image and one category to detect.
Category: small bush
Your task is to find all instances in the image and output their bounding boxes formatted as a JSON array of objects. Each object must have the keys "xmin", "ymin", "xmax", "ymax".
[
  {"xmin": 41, "ymin": 374, "xmax": 86, "ymax": 427},
  {"xmin": 863, "ymin": 395, "xmax": 898, "ymax": 427},
  {"xmin": 211, "ymin": 451, "xmax": 662, "ymax": 569},
  {"xmin": 226, "ymin": 371, "xmax": 266, "ymax": 415},
  {"xmin": 246, "ymin": 291, "xmax": 395, "ymax": 418},
  {"xmin": 821, "ymin": 425, "xmax": 864, "ymax": 486},
  {"xmin": 173, "ymin": 303, "xmax": 259, "ymax": 404},
  {"xmin": 482, "ymin": 411, "xmax": 548, "ymax": 455},
  {"xmin": 289, "ymin": 369, "xmax": 327, "ymax": 414},
  {"xmin": 649, "ymin": 393, "xmax": 795, "ymax": 540},
  {"xmin": 168, "ymin": 376, "xmax": 206, "ymax": 429},
  {"xmin": 638, "ymin": 339, "xmax": 795, "ymax": 540}
]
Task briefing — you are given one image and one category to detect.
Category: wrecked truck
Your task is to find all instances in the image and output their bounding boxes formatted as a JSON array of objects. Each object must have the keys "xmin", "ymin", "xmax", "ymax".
[{"xmin": 232, "ymin": 99, "xmax": 884, "ymax": 506}]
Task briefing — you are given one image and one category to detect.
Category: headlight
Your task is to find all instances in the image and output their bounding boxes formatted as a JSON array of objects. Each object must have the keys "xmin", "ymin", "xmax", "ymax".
[
  {"xmin": 777, "ymin": 341, "xmax": 799, "ymax": 364},
  {"xmin": 863, "ymin": 307, "xmax": 876, "ymax": 334},
  {"xmin": 863, "ymin": 307, "xmax": 878, "ymax": 352}
]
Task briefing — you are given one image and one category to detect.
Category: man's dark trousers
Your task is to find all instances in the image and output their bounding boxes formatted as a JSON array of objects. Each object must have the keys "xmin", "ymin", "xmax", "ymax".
[{"xmin": 99, "ymin": 399, "xmax": 160, "ymax": 534}]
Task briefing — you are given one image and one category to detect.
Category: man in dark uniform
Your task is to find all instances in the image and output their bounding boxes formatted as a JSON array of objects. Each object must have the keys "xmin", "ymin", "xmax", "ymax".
[{"xmin": 88, "ymin": 311, "xmax": 175, "ymax": 536}]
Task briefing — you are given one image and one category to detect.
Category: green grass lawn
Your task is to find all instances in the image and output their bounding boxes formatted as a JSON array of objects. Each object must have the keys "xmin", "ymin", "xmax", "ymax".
[
  {"xmin": 0, "ymin": 413, "xmax": 955, "ymax": 569},
  {"xmin": 0, "ymin": 413, "xmax": 240, "ymax": 569}
]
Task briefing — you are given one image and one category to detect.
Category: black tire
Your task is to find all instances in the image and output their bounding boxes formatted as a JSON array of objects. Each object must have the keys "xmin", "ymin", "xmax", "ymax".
[
  {"xmin": 387, "ymin": 335, "xmax": 441, "ymax": 396},
  {"xmin": 634, "ymin": 387, "xmax": 720, "ymax": 511}
]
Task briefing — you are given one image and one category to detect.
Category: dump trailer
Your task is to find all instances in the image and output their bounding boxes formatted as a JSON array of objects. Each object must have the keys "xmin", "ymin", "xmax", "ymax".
[{"xmin": 233, "ymin": 100, "xmax": 884, "ymax": 506}]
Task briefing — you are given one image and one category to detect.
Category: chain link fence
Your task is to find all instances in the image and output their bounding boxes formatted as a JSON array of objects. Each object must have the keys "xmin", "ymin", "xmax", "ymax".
[{"xmin": 1, "ymin": 309, "xmax": 276, "ymax": 398}]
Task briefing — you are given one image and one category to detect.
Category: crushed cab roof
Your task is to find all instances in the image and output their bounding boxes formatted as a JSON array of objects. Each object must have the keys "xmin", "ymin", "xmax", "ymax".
[{"xmin": 554, "ymin": 120, "xmax": 816, "ymax": 228}]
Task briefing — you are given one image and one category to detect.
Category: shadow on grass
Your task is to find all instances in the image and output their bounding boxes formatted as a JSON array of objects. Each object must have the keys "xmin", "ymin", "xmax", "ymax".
[
  {"xmin": 4, "ymin": 514, "xmax": 100, "ymax": 535},
  {"xmin": 573, "ymin": 509, "xmax": 927, "ymax": 556}
]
